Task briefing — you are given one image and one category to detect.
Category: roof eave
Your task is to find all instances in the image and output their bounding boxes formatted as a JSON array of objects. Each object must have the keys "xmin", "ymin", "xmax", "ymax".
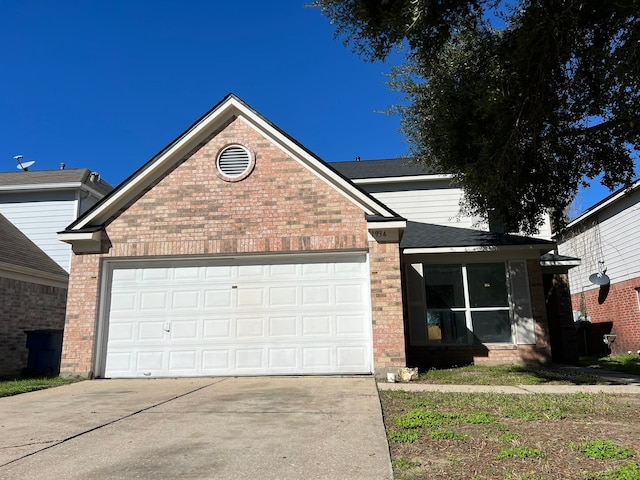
[{"xmin": 403, "ymin": 244, "xmax": 555, "ymax": 255}]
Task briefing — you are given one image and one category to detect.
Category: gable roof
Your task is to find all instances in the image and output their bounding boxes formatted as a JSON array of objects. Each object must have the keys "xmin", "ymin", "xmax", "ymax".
[
  {"xmin": 331, "ymin": 158, "xmax": 446, "ymax": 180},
  {"xmin": 0, "ymin": 213, "xmax": 68, "ymax": 286},
  {"xmin": 61, "ymin": 94, "xmax": 401, "ymax": 238},
  {"xmin": 0, "ymin": 169, "xmax": 113, "ymax": 196},
  {"xmin": 401, "ymin": 221, "xmax": 554, "ymax": 254}
]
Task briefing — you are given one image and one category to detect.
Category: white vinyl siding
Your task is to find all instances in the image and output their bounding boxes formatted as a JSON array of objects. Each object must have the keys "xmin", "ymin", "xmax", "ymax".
[
  {"xmin": 558, "ymin": 191, "xmax": 640, "ymax": 294},
  {"xmin": 0, "ymin": 197, "xmax": 76, "ymax": 272},
  {"xmin": 362, "ymin": 179, "xmax": 553, "ymax": 239},
  {"xmin": 364, "ymin": 180, "xmax": 480, "ymax": 228},
  {"xmin": 100, "ymin": 254, "xmax": 373, "ymax": 378}
]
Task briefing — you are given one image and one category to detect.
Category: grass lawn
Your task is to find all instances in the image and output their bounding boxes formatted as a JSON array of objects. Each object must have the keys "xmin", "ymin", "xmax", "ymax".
[
  {"xmin": 381, "ymin": 389, "xmax": 640, "ymax": 480},
  {"xmin": 580, "ymin": 355, "xmax": 640, "ymax": 376},
  {"xmin": 0, "ymin": 377, "xmax": 80, "ymax": 398},
  {"xmin": 412, "ymin": 362, "xmax": 607, "ymax": 385}
]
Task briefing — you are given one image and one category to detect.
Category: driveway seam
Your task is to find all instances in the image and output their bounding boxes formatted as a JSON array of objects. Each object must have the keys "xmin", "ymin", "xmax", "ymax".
[{"xmin": 0, "ymin": 378, "xmax": 227, "ymax": 469}]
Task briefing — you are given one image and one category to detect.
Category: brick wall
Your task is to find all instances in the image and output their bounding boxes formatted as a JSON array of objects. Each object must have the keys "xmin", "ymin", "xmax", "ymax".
[
  {"xmin": 368, "ymin": 240, "xmax": 406, "ymax": 370},
  {"xmin": 61, "ymin": 116, "xmax": 405, "ymax": 376},
  {"xmin": 571, "ymin": 276, "xmax": 640, "ymax": 355},
  {"xmin": 0, "ymin": 276, "xmax": 67, "ymax": 376}
]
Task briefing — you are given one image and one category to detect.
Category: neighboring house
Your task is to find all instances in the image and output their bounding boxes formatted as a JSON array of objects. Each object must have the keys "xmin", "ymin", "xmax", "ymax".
[
  {"xmin": 58, "ymin": 94, "xmax": 563, "ymax": 379},
  {"xmin": 0, "ymin": 169, "xmax": 112, "ymax": 377},
  {"xmin": 557, "ymin": 181, "xmax": 640, "ymax": 356},
  {"xmin": 0, "ymin": 169, "xmax": 113, "ymax": 272},
  {"xmin": 0, "ymin": 213, "xmax": 68, "ymax": 376}
]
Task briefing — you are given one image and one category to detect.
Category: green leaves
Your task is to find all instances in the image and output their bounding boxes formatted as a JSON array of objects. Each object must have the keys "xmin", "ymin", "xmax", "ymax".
[{"xmin": 316, "ymin": 0, "xmax": 640, "ymax": 232}]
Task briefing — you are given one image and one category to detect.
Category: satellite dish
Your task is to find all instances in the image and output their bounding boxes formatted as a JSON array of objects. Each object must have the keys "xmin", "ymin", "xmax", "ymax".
[
  {"xmin": 16, "ymin": 160, "xmax": 35, "ymax": 171},
  {"xmin": 14, "ymin": 155, "xmax": 36, "ymax": 171},
  {"xmin": 589, "ymin": 272, "xmax": 610, "ymax": 286}
]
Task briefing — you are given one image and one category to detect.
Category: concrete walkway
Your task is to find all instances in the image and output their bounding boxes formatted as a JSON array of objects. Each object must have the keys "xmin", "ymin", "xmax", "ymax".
[
  {"xmin": 0, "ymin": 377, "xmax": 392, "ymax": 480},
  {"xmin": 378, "ymin": 367, "xmax": 640, "ymax": 394}
]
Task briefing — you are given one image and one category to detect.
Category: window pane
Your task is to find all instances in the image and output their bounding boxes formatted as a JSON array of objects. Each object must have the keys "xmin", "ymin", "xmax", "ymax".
[
  {"xmin": 472, "ymin": 311, "xmax": 512, "ymax": 344},
  {"xmin": 424, "ymin": 264, "xmax": 465, "ymax": 308},
  {"xmin": 427, "ymin": 310, "xmax": 468, "ymax": 344},
  {"xmin": 467, "ymin": 263, "xmax": 508, "ymax": 307}
]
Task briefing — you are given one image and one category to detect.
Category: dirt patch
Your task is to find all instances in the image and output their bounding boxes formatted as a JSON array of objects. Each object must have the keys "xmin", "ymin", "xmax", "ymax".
[{"xmin": 380, "ymin": 391, "xmax": 640, "ymax": 479}]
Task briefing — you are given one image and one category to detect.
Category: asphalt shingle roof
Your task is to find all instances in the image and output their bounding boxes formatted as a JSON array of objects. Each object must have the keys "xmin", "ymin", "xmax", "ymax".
[
  {"xmin": 401, "ymin": 221, "xmax": 555, "ymax": 249},
  {"xmin": 0, "ymin": 213, "xmax": 68, "ymax": 278},
  {"xmin": 330, "ymin": 158, "xmax": 442, "ymax": 179},
  {"xmin": 0, "ymin": 169, "xmax": 113, "ymax": 196}
]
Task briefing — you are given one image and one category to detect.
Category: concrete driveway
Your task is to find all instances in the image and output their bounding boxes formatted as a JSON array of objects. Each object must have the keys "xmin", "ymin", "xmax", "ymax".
[{"xmin": 0, "ymin": 376, "xmax": 392, "ymax": 479}]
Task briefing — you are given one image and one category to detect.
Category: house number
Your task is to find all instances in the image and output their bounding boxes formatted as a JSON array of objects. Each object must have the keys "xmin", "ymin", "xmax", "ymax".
[{"xmin": 371, "ymin": 230, "xmax": 387, "ymax": 238}]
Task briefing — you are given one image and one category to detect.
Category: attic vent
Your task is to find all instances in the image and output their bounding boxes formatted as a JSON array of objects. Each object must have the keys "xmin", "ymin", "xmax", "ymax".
[{"xmin": 216, "ymin": 145, "xmax": 253, "ymax": 180}]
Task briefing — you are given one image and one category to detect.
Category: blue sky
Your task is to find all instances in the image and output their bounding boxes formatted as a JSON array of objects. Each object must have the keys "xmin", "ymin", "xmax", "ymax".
[{"xmin": 0, "ymin": 1, "xmax": 623, "ymax": 218}]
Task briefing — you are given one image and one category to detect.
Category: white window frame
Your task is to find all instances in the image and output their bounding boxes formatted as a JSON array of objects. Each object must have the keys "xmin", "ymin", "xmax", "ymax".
[{"xmin": 424, "ymin": 262, "xmax": 513, "ymax": 345}]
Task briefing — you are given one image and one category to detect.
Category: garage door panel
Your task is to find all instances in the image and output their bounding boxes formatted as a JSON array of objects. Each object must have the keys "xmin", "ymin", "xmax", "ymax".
[
  {"xmin": 269, "ymin": 316, "xmax": 297, "ymax": 336},
  {"xmin": 172, "ymin": 290, "xmax": 200, "ymax": 309},
  {"xmin": 204, "ymin": 289, "xmax": 232, "ymax": 308},
  {"xmin": 202, "ymin": 349, "xmax": 231, "ymax": 370},
  {"xmin": 235, "ymin": 348, "xmax": 264, "ymax": 369},
  {"xmin": 236, "ymin": 317, "xmax": 264, "ymax": 337},
  {"xmin": 336, "ymin": 315, "xmax": 366, "ymax": 334},
  {"xmin": 203, "ymin": 319, "xmax": 231, "ymax": 338},
  {"xmin": 103, "ymin": 254, "xmax": 372, "ymax": 378}
]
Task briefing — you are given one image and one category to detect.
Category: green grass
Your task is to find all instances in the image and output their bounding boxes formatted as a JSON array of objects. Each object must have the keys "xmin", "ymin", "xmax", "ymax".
[
  {"xmin": 388, "ymin": 428, "xmax": 422, "ymax": 443},
  {"xmin": 417, "ymin": 363, "xmax": 604, "ymax": 385},
  {"xmin": 580, "ymin": 355, "xmax": 640, "ymax": 376},
  {"xmin": 0, "ymin": 377, "xmax": 80, "ymax": 397},
  {"xmin": 570, "ymin": 439, "xmax": 635, "ymax": 460},
  {"xmin": 496, "ymin": 447, "xmax": 546, "ymax": 460},
  {"xmin": 392, "ymin": 458, "xmax": 421, "ymax": 471},
  {"xmin": 429, "ymin": 429, "xmax": 467, "ymax": 441},
  {"xmin": 584, "ymin": 463, "xmax": 640, "ymax": 480}
]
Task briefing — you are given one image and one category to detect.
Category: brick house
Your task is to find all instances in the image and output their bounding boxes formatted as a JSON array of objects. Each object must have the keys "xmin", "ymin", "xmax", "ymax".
[
  {"xmin": 558, "ymin": 181, "xmax": 640, "ymax": 356},
  {"xmin": 58, "ymin": 94, "xmax": 559, "ymax": 378}
]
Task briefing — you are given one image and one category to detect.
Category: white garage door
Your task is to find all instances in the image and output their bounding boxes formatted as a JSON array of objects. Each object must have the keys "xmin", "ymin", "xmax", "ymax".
[{"xmin": 101, "ymin": 254, "xmax": 373, "ymax": 378}]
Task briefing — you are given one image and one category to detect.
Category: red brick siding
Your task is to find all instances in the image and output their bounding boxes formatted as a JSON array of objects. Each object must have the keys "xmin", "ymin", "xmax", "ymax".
[
  {"xmin": 369, "ymin": 241, "xmax": 406, "ymax": 368},
  {"xmin": 570, "ymin": 277, "xmax": 640, "ymax": 355},
  {"xmin": 0, "ymin": 277, "xmax": 67, "ymax": 376},
  {"xmin": 61, "ymin": 117, "xmax": 403, "ymax": 376}
]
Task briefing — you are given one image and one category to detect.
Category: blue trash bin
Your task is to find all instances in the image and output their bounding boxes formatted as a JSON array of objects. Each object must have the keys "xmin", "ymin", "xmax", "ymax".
[{"xmin": 25, "ymin": 329, "xmax": 63, "ymax": 376}]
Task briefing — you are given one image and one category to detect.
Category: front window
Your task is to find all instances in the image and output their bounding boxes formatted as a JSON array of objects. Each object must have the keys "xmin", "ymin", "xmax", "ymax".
[{"xmin": 424, "ymin": 263, "xmax": 511, "ymax": 344}]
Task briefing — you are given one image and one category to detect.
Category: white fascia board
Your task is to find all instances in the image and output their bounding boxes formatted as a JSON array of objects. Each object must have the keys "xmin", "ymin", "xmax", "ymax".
[
  {"xmin": 0, "ymin": 262, "xmax": 68, "ymax": 289},
  {"xmin": 0, "ymin": 182, "xmax": 107, "ymax": 200},
  {"xmin": 237, "ymin": 109, "xmax": 397, "ymax": 218},
  {"xmin": 403, "ymin": 244, "xmax": 554, "ymax": 255},
  {"xmin": 540, "ymin": 259, "xmax": 581, "ymax": 268},
  {"xmin": 353, "ymin": 174, "xmax": 454, "ymax": 185},
  {"xmin": 367, "ymin": 220, "xmax": 407, "ymax": 230},
  {"xmin": 0, "ymin": 182, "xmax": 81, "ymax": 192},
  {"xmin": 565, "ymin": 180, "xmax": 640, "ymax": 229},
  {"xmin": 58, "ymin": 231, "xmax": 102, "ymax": 243}
]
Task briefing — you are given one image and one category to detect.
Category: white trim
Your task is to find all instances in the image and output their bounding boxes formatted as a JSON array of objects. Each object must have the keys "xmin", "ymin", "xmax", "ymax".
[
  {"xmin": 565, "ymin": 180, "xmax": 640, "ymax": 229},
  {"xmin": 58, "ymin": 231, "xmax": 102, "ymax": 243},
  {"xmin": 540, "ymin": 259, "xmax": 581, "ymax": 268},
  {"xmin": 367, "ymin": 220, "xmax": 407, "ymax": 230},
  {"xmin": 71, "ymin": 96, "xmax": 397, "ymax": 231},
  {"xmin": 0, "ymin": 182, "xmax": 106, "ymax": 199},
  {"xmin": 353, "ymin": 174, "xmax": 454, "ymax": 185},
  {"xmin": 0, "ymin": 262, "xmax": 68, "ymax": 288},
  {"xmin": 403, "ymin": 244, "xmax": 554, "ymax": 255}
]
